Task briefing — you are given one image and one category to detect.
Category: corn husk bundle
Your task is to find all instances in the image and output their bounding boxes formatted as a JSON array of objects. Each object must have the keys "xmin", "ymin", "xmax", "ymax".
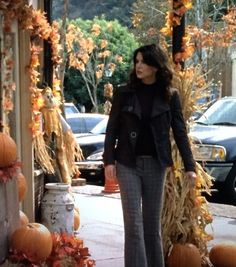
[
  {"xmin": 162, "ymin": 65, "xmax": 214, "ymax": 266},
  {"xmin": 33, "ymin": 132, "xmax": 55, "ymax": 174},
  {"xmin": 63, "ymin": 129, "xmax": 84, "ymax": 177},
  {"xmin": 104, "ymin": 82, "xmax": 113, "ymax": 98}
]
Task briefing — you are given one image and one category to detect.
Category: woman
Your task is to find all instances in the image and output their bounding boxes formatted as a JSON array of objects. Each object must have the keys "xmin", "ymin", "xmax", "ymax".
[{"xmin": 103, "ymin": 44, "xmax": 196, "ymax": 267}]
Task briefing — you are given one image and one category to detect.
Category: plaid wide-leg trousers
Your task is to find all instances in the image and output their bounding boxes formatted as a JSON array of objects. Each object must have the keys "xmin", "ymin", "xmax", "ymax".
[{"xmin": 116, "ymin": 156, "xmax": 166, "ymax": 267}]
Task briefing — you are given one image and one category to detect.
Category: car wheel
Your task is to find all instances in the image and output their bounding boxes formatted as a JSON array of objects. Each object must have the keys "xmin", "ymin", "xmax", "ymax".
[{"xmin": 224, "ymin": 165, "xmax": 236, "ymax": 203}]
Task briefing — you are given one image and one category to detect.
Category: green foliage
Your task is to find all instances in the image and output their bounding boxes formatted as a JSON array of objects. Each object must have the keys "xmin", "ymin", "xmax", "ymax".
[{"xmin": 63, "ymin": 17, "xmax": 139, "ymax": 111}]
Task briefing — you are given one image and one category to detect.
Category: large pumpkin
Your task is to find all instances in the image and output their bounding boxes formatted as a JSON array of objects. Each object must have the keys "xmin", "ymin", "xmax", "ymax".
[
  {"xmin": 19, "ymin": 210, "xmax": 29, "ymax": 227},
  {"xmin": 16, "ymin": 172, "xmax": 27, "ymax": 202},
  {"xmin": 209, "ymin": 243, "xmax": 236, "ymax": 267},
  {"xmin": 10, "ymin": 223, "xmax": 52, "ymax": 262},
  {"xmin": 0, "ymin": 132, "xmax": 17, "ymax": 168},
  {"xmin": 167, "ymin": 243, "xmax": 201, "ymax": 267}
]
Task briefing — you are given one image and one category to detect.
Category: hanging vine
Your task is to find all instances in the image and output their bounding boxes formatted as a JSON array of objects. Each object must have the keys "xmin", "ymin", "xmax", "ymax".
[{"xmin": 0, "ymin": 1, "xmax": 83, "ymax": 176}]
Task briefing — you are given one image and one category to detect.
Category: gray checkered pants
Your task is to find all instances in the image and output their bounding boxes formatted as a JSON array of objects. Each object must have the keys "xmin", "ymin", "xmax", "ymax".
[{"xmin": 116, "ymin": 156, "xmax": 166, "ymax": 267}]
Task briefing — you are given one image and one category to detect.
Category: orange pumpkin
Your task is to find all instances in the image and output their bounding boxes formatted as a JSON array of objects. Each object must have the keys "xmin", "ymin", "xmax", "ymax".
[
  {"xmin": 167, "ymin": 243, "xmax": 201, "ymax": 267},
  {"xmin": 11, "ymin": 223, "xmax": 52, "ymax": 262},
  {"xmin": 209, "ymin": 243, "xmax": 236, "ymax": 267},
  {"xmin": 74, "ymin": 207, "xmax": 80, "ymax": 231},
  {"xmin": 16, "ymin": 172, "xmax": 27, "ymax": 202},
  {"xmin": 19, "ymin": 210, "xmax": 29, "ymax": 227},
  {"xmin": 0, "ymin": 132, "xmax": 17, "ymax": 168}
]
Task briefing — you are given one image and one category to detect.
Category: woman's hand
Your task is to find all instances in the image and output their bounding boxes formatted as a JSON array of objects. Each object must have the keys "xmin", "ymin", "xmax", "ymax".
[
  {"xmin": 185, "ymin": 171, "xmax": 197, "ymax": 189},
  {"xmin": 104, "ymin": 164, "xmax": 118, "ymax": 183}
]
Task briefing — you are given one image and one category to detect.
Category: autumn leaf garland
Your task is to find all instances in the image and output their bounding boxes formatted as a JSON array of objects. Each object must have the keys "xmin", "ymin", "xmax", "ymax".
[{"xmin": 0, "ymin": 2, "xmax": 62, "ymax": 135}]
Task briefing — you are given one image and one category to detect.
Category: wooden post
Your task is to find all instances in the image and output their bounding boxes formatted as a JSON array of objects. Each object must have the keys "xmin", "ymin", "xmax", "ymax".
[
  {"xmin": 43, "ymin": 0, "xmax": 53, "ymax": 87},
  {"xmin": 18, "ymin": 29, "xmax": 35, "ymax": 222},
  {"xmin": 172, "ymin": 0, "xmax": 185, "ymax": 68}
]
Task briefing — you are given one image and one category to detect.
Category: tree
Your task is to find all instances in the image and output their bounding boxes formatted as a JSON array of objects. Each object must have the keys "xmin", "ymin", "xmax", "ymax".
[
  {"xmin": 131, "ymin": 0, "xmax": 168, "ymax": 44},
  {"xmin": 132, "ymin": 0, "xmax": 236, "ymax": 92},
  {"xmin": 63, "ymin": 17, "xmax": 139, "ymax": 112},
  {"xmin": 56, "ymin": 0, "xmax": 69, "ymax": 115},
  {"xmin": 52, "ymin": 0, "xmax": 136, "ymax": 27},
  {"xmin": 186, "ymin": 0, "xmax": 236, "ymax": 88}
]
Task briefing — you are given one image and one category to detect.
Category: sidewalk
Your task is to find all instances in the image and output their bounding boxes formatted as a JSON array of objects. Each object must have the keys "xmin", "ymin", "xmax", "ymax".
[{"xmin": 72, "ymin": 185, "xmax": 236, "ymax": 267}]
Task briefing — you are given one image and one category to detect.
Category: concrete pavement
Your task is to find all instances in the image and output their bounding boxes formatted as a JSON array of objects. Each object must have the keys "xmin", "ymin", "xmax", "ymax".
[
  {"xmin": 72, "ymin": 185, "xmax": 236, "ymax": 267},
  {"xmin": 73, "ymin": 185, "xmax": 123, "ymax": 267}
]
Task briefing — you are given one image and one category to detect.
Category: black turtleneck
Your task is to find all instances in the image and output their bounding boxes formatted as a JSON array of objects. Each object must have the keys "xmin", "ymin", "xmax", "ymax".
[{"xmin": 135, "ymin": 82, "xmax": 157, "ymax": 157}]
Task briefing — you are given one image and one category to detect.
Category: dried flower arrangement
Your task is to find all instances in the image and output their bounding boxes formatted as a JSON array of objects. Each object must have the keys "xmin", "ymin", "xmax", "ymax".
[{"xmin": 8, "ymin": 232, "xmax": 95, "ymax": 267}]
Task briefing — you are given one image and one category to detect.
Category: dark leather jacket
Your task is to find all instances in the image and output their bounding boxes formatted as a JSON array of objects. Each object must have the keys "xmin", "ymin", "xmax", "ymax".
[{"xmin": 103, "ymin": 84, "xmax": 196, "ymax": 172}]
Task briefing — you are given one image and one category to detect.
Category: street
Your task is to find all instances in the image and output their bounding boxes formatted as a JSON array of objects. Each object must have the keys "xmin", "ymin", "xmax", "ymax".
[{"xmin": 204, "ymin": 189, "xmax": 236, "ymax": 206}]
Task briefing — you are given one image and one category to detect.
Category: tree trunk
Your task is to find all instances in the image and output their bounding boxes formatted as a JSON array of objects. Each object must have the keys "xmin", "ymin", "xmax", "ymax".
[{"xmin": 93, "ymin": 86, "xmax": 98, "ymax": 112}]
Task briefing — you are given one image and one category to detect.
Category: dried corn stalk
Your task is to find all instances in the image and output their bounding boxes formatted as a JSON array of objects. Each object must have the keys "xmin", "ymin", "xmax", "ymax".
[{"xmin": 162, "ymin": 65, "xmax": 214, "ymax": 265}]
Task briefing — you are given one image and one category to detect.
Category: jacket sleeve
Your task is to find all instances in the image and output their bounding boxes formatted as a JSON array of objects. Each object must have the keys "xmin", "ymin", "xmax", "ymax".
[
  {"xmin": 103, "ymin": 88, "xmax": 122, "ymax": 166},
  {"xmin": 170, "ymin": 90, "xmax": 196, "ymax": 172}
]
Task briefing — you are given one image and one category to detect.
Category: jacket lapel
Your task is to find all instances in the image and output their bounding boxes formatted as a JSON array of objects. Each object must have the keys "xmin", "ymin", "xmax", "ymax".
[
  {"xmin": 151, "ymin": 95, "xmax": 170, "ymax": 118},
  {"xmin": 123, "ymin": 89, "xmax": 170, "ymax": 119},
  {"xmin": 121, "ymin": 91, "xmax": 142, "ymax": 119}
]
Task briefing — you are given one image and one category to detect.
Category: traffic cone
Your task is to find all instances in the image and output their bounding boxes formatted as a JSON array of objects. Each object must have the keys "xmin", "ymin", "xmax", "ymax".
[{"xmin": 102, "ymin": 177, "xmax": 120, "ymax": 193}]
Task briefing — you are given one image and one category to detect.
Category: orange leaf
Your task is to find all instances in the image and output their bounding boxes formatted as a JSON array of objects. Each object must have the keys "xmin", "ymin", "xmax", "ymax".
[
  {"xmin": 91, "ymin": 23, "xmax": 101, "ymax": 36},
  {"xmin": 80, "ymin": 247, "xmax": 89, "ymax": 257},
  {"xmin": 53, "ymin": 260, "xmax": 64, "ymax": 267},
  {"xmin": 58, "ymin": 248, "xmax": 67, "ymax": 257},
  {"xmin": 64, "ymin": 246, "xmax": 75, "ymax": 254},
  {"xmin": 100, "ymin": 39, "xmax": 108, "ymax": 49}
]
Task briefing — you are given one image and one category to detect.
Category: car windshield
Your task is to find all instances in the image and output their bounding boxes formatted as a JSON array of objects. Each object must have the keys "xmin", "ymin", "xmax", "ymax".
[
  {"xmin": 67, "ymin": 116, "xmax": 104, "ymax": 134},
  {"xmin": 64, "ymin": 103, "xmax": 80, "ymax": 115},
  {"xmin": 197, "ymin": 98, "xmax": 236, "ymax": 125},
  {"xmin": 91, "ymin": 117, "xmax": 108, "ymax": 134}
]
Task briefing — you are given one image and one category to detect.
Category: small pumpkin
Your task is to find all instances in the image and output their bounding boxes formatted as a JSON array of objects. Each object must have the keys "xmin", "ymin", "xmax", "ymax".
[
  {"xmin": 167, "ymin": 243, "xmax": 201, "ymax": 267},
  {"xmin": 0, "ymin": 132, "xmax": 17, "ymax": 168},
  {"xmin": 16, "ymin": 172, "xmax": 27, "ymax": 202},
  {"xmin": 10, "ymin": 223, "xmax": 52, "ymax": 262},
  {"xmin": 19, "ymin": 210, "xmax": 29, "ymax": 227},
  {"xmin": 74, "ymin": 207, "xmax": 80, "ymax": 231},
  {"xmin": 209, "ymin": 243, "xmax": 236, "ymax": 267}
]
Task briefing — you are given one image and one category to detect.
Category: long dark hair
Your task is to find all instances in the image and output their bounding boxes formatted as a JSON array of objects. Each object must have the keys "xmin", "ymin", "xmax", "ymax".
[{"xmin": 129, "ymin": 44, "xmax": 173, "ymax": 101}]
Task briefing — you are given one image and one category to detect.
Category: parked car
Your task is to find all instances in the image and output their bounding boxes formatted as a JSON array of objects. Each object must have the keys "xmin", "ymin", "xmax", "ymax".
[
  {"xmin": 66, "ymin": 113, "xmax": 107, "ymax": 137},
  {"xmin": 64, "ymin": 102, "xmax": 80, "ymax": 115},
  {"xmin": 75, "ymin": 117, "xmax": 108, "ymax": 184},
  {"xmin": 189, "ymin": 96, "xmax": 236, "ymax": 202}
]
